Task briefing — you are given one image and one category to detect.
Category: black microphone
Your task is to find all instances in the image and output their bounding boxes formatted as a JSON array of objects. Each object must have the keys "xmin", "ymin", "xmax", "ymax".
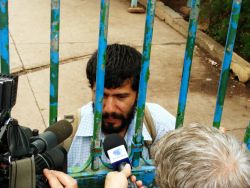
[
  {"xmin": 30, "ymin": 120, "xmax": 73, "ymax": 154},
  {"xmin": 103, "ymin": 134, "xmax": 137, "ymax": 188}
]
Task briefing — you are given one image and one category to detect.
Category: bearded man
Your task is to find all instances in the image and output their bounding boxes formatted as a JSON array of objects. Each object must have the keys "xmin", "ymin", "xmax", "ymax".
[{"xmin": 68, "ymin": 44, "xmax": 175, "ymax": 168}]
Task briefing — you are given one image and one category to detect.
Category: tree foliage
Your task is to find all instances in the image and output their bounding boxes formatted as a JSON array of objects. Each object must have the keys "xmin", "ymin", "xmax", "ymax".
[{"xmin": 201, "ymin": 0, "xmax": 250, "ymax": 62}]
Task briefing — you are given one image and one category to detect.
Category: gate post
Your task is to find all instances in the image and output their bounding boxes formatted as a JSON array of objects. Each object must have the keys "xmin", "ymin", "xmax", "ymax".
[
  {"xmin": 0, "ymin": 0, "xmax": 10, "ymax": 74},
  {"xmin": 213, "ymin": 0, "xmax": 242, "ymax": 128},
  {"xmin": 49, "ymin": 0, "xmax": 61, "ymax": 125},
  {"xmin": 132, "ymin": 0, "xmax": 156, "ymax": 167},
  {"xmin": 91, "ymin": 0, "xmax": 110, "ymax": 171},
  {"xmin": 175, "ymin": 0, "xmax": 200, "ymax": 129}
]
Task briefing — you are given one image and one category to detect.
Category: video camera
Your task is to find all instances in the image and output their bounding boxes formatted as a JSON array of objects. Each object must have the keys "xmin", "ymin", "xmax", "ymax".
[{"xmin": 0, "ymin": 74, "xmax": 72, "ymax": 188}]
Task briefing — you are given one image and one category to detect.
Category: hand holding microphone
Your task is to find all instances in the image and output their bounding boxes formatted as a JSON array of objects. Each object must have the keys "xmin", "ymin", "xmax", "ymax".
[
  {"xmin": 105, "ymin": 163, "xmax": 144, "ymax": 188},
  {"xmin": 103, "ymin": 134, "xmax": 144, "ymax": 188}
]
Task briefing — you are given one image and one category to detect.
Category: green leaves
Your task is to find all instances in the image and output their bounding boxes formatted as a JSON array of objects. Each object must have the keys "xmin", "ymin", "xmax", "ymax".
[{"xmin": 200, "ymin": 0, "xmax": 250, "ymax": 62}]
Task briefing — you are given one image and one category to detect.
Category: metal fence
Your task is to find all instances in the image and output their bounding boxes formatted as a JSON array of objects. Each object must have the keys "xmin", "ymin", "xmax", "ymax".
[{"xmin": 0, "ymin": 0, "xmax": 249, "ymax": 187}]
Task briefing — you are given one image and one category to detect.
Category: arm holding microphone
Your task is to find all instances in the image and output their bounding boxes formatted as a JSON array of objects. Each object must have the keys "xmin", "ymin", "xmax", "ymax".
[
  {"xmin": 103, "ymin": 134, "xmax": 145, "ymax": 188},
  {"xmin": 105, "ymin": 164, "xmax": 144, "ymax": 188}
]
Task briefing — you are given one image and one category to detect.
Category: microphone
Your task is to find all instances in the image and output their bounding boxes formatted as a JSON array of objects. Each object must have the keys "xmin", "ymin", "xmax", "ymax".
[
  {"xmin": 30, "ymin": 120, "xmax": 73, "ymax": 154},
  {"xmin": 103, "ymin": 134, "xmax": 137, "ymax": 188}
]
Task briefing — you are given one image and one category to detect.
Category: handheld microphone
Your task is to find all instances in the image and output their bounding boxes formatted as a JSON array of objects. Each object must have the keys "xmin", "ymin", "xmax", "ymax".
[
  {"xmin": 30, "ymin": 120, "xmax": 73, "ymax": 154},
  {"xmin": 103, "ymin": 134, "xmax": 137, "ymax": 188}
]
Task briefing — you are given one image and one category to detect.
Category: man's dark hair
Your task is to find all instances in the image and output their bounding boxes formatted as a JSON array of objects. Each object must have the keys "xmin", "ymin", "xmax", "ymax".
[{"xmin": 86, "ymin": 43, "xmax": 142, "ymax": 91}]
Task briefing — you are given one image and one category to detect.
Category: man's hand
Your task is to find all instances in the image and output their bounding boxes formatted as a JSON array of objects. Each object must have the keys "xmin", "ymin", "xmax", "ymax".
[
  {"xmin": 104, "ymin": 164, "xmax": 144, "ymax": 188},
  {"xmin": 43, "ymin": 169, "xmax": 78, "ymax": 188}
]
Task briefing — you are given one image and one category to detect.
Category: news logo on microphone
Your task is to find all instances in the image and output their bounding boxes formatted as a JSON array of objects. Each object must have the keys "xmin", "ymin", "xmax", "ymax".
[
  {"xmin": 107, "ymin": 145, "xmax": 130, "ymax": 167},
  {"xmin": 103, "ymin": 134, "xmax": 138, "ymax": 188},
  {"xmin": 103, "ymin": 134, "xmax": 131, "ymax": 170}
]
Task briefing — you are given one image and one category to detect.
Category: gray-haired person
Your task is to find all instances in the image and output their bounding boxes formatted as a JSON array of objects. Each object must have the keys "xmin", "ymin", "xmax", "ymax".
[{"xmin": 152, "ymin": 124, "xmax": 250, "ymax": 188}]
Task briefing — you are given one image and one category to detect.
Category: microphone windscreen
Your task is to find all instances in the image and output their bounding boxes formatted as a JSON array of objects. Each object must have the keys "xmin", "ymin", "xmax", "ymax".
[
  {"xmin": 103, "ymin": 134, "xmax": 128, "ymax": 159},
  {"xmin": 45, "ymin": 120, "xmax": 73, "ymax": 144}
]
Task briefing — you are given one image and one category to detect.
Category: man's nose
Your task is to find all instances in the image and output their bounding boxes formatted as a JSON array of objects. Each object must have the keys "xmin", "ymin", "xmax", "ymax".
[{"xmin": 103, "ymin": 97, "xmax": 116, "ymax": 113}]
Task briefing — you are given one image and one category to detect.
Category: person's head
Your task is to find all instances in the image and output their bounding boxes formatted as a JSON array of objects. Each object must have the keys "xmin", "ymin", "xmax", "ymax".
[
  {"xmin": 86, "ymin": 44, "xmax": 142, "ymax": 135},
  {"xmin": 152, "ymin": 124, "xmax": 250, "ymax": 188}
]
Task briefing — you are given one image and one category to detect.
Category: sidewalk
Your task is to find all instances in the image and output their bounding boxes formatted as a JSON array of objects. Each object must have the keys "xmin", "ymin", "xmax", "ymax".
[{"xmin": 9, "ymin": 0, "xmax": 249, "ymax": 140}]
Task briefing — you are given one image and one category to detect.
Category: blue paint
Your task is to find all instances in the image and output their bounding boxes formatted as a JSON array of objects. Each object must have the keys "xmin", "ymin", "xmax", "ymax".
[
  {"xmin": 51, "ymin": 51, "xmax": 59, "ymax": 64},
  {"xmin": 0, "ymin": 28, "xmax": 9, "ymax": 58},
  {"xmin": 70, "ymin": 163, "xmax": 155, "ymax": 187},
  {"xmin": 0, "ymin": 0, "xmax": 7, "ymax": 13},
  {"xmin": 0, "ymin": 29, "xmax": 9, "ymax": 62},
  {"xmin": 138, "ymin": 169, "xmax": 155, "ymax": 185},
  {"xmin": 224, "ymin": 53, "xmax": 233, "ymax": 66},
  {"xmin": 175, "ymin": 0, "xmax": 200, "ymax": 128},
  {"xmin": 94, "ymin": 0, "xmax": 109, "ymax": 114},
  {"xmin": 0, "ymin": 0, "xmax": 9, "ymax": 73},
  {"xmin": 133, "ymin": 0, "xmax": 156, "ymax": 168},
  {"xmin": 137, "ymin": 63, "xmax": 149, "ymax": 108},
  {"xmin": 136, "ymin": 0, "xmax": 156, "ymax": 113},
  {"xmin": 213, "ymin": 0, "xmax": 242, "ymax": 128},
  {"xmin": 190, "ymin": 24, "xmax": 196, "ymax": 36},
  {"xmin": 52, "ymin": 10, "xmax": 59, "ymax": 18},
  {"xmin": 95, "ymin": 39, "xmax": 106, "ymax": 113},
  {"xmin": 91, "ymin": 0, "xmax": 110, "ymax": 170},
  {"xmin": 247, "ymin": 139, "xmax": 250, "ymax": 150},
  {"xmin": 179, "ymin": 50, "xmax": 191, "ymax": 112},
  {"xmin": 233, "ymin": 2, "xmax": 241, "ymax": 14},
  {"xmin": 213, "ymin": 105, "xmax": 222, "ymax": 122},
  {"xmin": 49, "ymin": 0, "xmax": 60, "ymax": 125},
  {"xmin": 50, "ymin": 84, "xmax": 55, "ymax": 96},
  {"xmin": 231, "ymin": 21, "xmax": 237, "ymax": 29},
  {"xmin": 50, "ymin": 102, "xmax": 58, "ymax": 106}
]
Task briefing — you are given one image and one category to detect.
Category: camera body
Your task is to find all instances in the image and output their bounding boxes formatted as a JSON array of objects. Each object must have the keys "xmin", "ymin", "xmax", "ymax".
[{"xmin": 0, "ymin": 74, "xmax": 67, "ymax": 188}]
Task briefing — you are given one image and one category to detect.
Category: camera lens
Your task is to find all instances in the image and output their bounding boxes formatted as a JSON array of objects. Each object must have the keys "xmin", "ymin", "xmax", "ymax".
[{"xmin": 34, "ymin": 146, "xmax": 66, "ymax": 174}]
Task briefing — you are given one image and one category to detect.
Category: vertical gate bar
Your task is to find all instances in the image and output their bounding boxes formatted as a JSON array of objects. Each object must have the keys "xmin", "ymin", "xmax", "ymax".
[
  {"xmin": 187, "ymin": 0, "xmax": 192, "ymax": 8},
  {"xmin": 131, "ymin": 0, "xmax": 138, "ymax": 7},
  {"xmin": 0, "ymin": 0, "xmax": 10, "ymax": 74},
  {"xmin": 213, "ymin": 0, "xmax": 242, "ymax": 129},
  {"xmin": 49, "ymin": 0, "xmax": 60, "ymax": 125},
  {"xmin": 91, "ymin": 0, "xmax": 110, "ymax": 170},
  {"xmin": 132, "ymin": 0, "xmax": 156, "ymax": 167},
  {"xmin": 244, "ymin": 122, "xmax": 250, "ymax": 150},
  {"xmin": 175, "ymin": 0, "xmax": 200, "ymax": 129}
]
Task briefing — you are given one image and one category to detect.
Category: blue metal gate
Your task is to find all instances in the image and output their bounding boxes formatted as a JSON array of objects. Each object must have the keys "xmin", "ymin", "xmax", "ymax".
[{"xmin": 0, "ymin": 0, "xmax": 249, "ymax": 187}]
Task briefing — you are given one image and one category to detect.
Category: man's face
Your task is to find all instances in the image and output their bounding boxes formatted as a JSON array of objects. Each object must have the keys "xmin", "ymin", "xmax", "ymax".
[{"xmin": 92, "ymin": 80, "xmax": 137, "ymax": 134}]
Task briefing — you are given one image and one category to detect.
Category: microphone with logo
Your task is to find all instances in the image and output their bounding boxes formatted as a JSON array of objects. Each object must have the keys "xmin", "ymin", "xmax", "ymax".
[{"xmin": 103, "ymin": 134, "xmax": 137, "ymax": 188}]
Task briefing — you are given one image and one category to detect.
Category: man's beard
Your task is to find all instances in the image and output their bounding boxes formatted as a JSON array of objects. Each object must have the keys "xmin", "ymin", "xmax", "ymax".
[{"xmin": 92, "ymin": 103, "xmax": 136, "ymax": 134}]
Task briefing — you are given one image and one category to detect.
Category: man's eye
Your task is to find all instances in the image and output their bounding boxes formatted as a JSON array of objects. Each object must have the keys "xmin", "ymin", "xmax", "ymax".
[{"xmin": 117, "ymin": 95, "xmax": 127, "ymax": 99}]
